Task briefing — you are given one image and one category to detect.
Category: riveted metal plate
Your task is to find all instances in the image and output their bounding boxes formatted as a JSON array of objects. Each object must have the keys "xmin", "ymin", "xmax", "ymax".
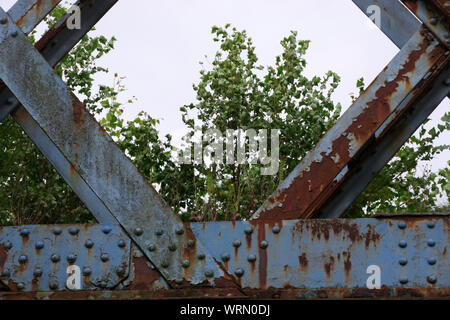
[
  {"xmin": 0, "ymin": 224, "xmax": 131, "ymax": 291},
  {"xmin": 191, "ymin": 217, "xmax": 450, "ymax": 289}
]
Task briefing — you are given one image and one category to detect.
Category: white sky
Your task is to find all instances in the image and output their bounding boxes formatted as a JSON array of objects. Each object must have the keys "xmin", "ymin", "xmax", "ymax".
[{"xmin": 1, "ymin": 0, "xmax": 449, "ymax": 175}]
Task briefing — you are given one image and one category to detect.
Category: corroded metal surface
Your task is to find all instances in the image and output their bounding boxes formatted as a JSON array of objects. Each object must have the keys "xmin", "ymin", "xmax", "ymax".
[
  {"xmin": 252, "ymin": 26, "xmax": 448, "ymax": 221},
  {"xmin": 191, "ymin": 217, "xmax": 450, "ymax": 290},
  {"xmin": 0, "ymin": 224, "xmax": 131, "ymax": 291},
  {"xmin": 0, "ymin": 7, "xmax": 227, "ymax": 286}
]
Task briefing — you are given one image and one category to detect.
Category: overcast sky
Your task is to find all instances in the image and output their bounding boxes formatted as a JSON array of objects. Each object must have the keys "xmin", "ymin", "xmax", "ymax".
[{"xmin": 2, "ymin": 0, "xmax": 449, "ymax": 174}]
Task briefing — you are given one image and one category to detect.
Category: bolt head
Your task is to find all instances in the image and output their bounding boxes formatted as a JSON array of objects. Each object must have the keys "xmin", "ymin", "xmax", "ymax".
[
  {"xmin": 247, "ymin": 254, "xmax": 257, "ymax": 262},
  {"xmin": 244, "ymin": 226, "xmax": 253, "ymax": 235},
  {"xmin": 33, "ymin": 268, "xmax": 43, "ymax": 277},
  {"xmin": 272, "ymin": 226, "xmax": 280, "ymax": 234},
  {"xmin": 232, "ymin": 240, "xmax": 241, "ymax": 248},
  {"xmin": 399, "ymin": 240, "xmax": 407, "ymax": 248},
  {"xmin": 399, "ymin": 278, "xmax": 408, "ymax": 285},
  {"xmin": 51, "ymin": 254, "xmax": 60, "ymax": 263},
  {"xmin": 134, "ymin": 227, "xmax": 143, "ymax": 236},
  {"xmin": 234, "ymin": 268, "xmax": 244, "ymax": 278},
  {"xmin": 101, "ymin": 253, "xmax": 109, "ymax": 262},
  {"xmin": 427, "ymin": 222, "xmax": 435, "ymax": 229},
  {"xmin": 260, "ymin": 241, "xmax": 269, "ymax": 249},
  {"xmin": 117, "ymin": 239, "xmax": 126, "ymax": 248},
  {"xmin": 53, "ymin": 227, "xmax": 62, "ymax": 235},
  {"xmin": 427, "ymin": 257, "xmax": 437, "ymax": 265},
  {"xmin": 221, "ymin": 253, "xmax": 230, "ymax": 262},
  {"xmin": 68, "ymin": 227, "xmax": 79, "ymax": 235},
  {"xmin": 67, "ymin": 254, "xmax": 77, "ymax": 263},
  {"xmin": 427, "ymin": 239, "xmax": 436, "ymax": 247},
  {"xmin": 20, "ymin": 229, "xmax": 30, "ymax": 236},
  {"xmin": 427, "ymin": 276, "xmax": 437, "ymax": 284},
  {"xmin": 182, "ymin": 260, "xmax": 190, "ymax": 268},
  {"xmin": 197, "ymin": 253, "xmax": 205, "ymax": 260},
  {"xmin": 35, "ymin": 241, "xmax": 45, "ymax": 250},
  {"xmin": 187, "ymin": 240, "xmax": 195, "ymax": 248},
  {"xmin": 18, "ymin": 255, "xmax": 28, "ymax": 264},
  {"xmin": 85, "ymin": 239, "xmax": 94, "ymax": 249},
  {"xmin": 83, "ymin": 267, "xmax": 92, "ymax": 276},
  {"xmin": 398, "ymin": 222, "xmax": 406, "ymax": 229},
  {"xmin": 399, "ymin": 258, "xmax": 408, "ymax": 266},
  {"xmin": 101, "ymin": 225, "xmax": 112, "ymax": 234}
]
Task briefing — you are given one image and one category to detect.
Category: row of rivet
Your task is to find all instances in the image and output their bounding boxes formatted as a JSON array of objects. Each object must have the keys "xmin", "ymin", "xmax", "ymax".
[
  {"xmin": 2, "ymin": 238, "xmax": 127, "ymax": 250},
  {"xmin": 397, "ymin": 221, "xmax": 438, "ymax": 285}
]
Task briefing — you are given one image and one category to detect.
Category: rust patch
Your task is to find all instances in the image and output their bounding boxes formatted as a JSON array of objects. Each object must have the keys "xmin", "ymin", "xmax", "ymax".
[
  {"xmin": 129, "ymin": 257, "xmax": 160, "ymax": 290},
  {"xmin": 0, "ymin": 245, "xmax": 7, "ymax": 271},
  {"xmin": 324, "ymin": 256, "xmax": 335, "ymax": 278},
  {"xmin": 298, "ymin": 253, "xmax": 308, "ymax": 271}
]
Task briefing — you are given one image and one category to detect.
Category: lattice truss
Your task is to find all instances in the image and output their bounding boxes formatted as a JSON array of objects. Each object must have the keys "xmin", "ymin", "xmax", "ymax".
[{"xmin": 0, "ymin": 0, "xmax": 448, "ymax": 299}]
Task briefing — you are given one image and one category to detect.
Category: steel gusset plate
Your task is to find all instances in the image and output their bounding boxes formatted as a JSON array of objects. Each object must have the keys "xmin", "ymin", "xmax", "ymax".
[
  {"xmin": 191, "ymin": 217, "xmax": 450, "ymax": 290},
  {"xmin": 0, "ymin": 224, "xmax": 131, "ymax": 292},
  {"xmin": 0, "ymin": 8, "xmax": 227, "ymax": 286}
]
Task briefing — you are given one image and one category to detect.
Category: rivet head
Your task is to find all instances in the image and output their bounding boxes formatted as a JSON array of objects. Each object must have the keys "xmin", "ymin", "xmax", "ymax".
[
  {"xmin": 33, "ymin": 268, "xmax": 43, "ymax": 277},
  {"xmin": 260, "ymin": 241, "xmax": 269, "ymax": 249},
  {"xmin": 53, "ymin": 227, "xmax": 62, "ymax": 235},
  {"xmin": 399, "ymin": 278, "xmax": 408, "ymax": 284},
  {"xmin": 232, "ymin": 240, "xmax": 241, "ymax": 248},
  {"xmin": 18, "ymin": 255, "xmax": 28, "ymax": 264},
  {"xmin": 0, "ymin": 17, "xmax": 7, "ymax": 24},
  {"xmin": 147, "ymin": 244, "xmax": 156, "ymax": 252},
  {"xmin": 20, "ymin": 229, "xmax": 30, "ymax": 236},
  {"xmin": 399, "ymin": 258, "xmax": 408, "ymax": 266},
  {"xmin": 427, "ymin": 222, "xmax": 435, "ymax": 229},
  {"xmin": 155, "ymin": 229, "xmax": 163, "ymax": 236},
  {"xmin": 51, "ymin": 254, "xmax": 60, "ymax": 263},
  {"xmin": 17, "ymin": 282, "xmax": 25, "ymax": 290},
  {"xmin": 117, "ymin": 239, "xmax": 126, "ymax": 248},
  {"xmin": 182, "ymin": 260, "xmax": 190, "ymax": 268},
  {"xmin": 427, "ymin": 257, "xmax": 437, "ymax": 265},
  {"xmin": 67, "ymin": 254, "xmax": 77, "ymax": 263},
  {"xmin": 204, "ymin": 270, "xmax": 214, "ymax": 278},
  {"xmin": 161, "ymin": 260, "xmax": 170, "ymax": 268},
  {"xmin": 272, "ymin": 226, "xmax": 280, "ymax": 234},
  {"xmin": 10, "ymin": 30, "xmax": 18, "ymax": 38},
  {"xmin": 99, "ymin": 281, "xmax": 107, "ymax": 288},
  {"xmin": 101, "ymin": 225, "xmax": 112, "ymax": 234},
  {"xmin": 444, "ymin": 78, "xmax": 450, "ymax": 86},
  {"xmin": 187, "ymin": 240, "xmax": 195, "ymax": 248},
  {"xmin": 49, "ymin": 281, "xmax": 59, "ymax": 290},
  {"xmin": 398, "ymin": 222, "xmax": 406, "ymax": 229},
  {"xmin": 175, "ymin": 279, "xmax": 183, "ymax": 285},
  {"xmin": 221, "ymin": 253, "xmax": 230, "ymax": 262},
  {"xmin": 134, "ymin": 227, "xmax": 143, "ymax": 236},
  {"xmin": 197, "ymin": 253, "xmax": 205, "ymax": 260},
  {"xmin": 35, "ymin": 241, "xmax": 44, "ymax": 250},
  {"xmin": 3, "ymin": 241, "xmax": 12, "ymax": 250},
  {"xmin": 83, "ymin": 267, "xmax": 92, "ymax": 276},
  {"xmin": 85, "ymin": 239, "xmax": 94, "ymax": 249},
  {"xmin": 247, "ymin": 254, "xmax": 257, "ymax": 262},
  {"xmin": 235, "ymin": 268, "xmax": 244, "ymax": 278},
  {"xmin": 244, "ymin": 226, "xmax": 253, "ymax": 235},
  {"xmin": 1, "ymin": 270, "xmax": 10, "ymax": 277},
  {"xmin": 69, "ymin": 227, "xmax": 79, "ymax": 235},
  {"xmin": 427, "ymin": 239, "xmax": 435, "ymax": 247},
  {"xmin": 445, "ymin": 32, "xmax": 450, "ymax": 39},
  {"xmin": 399, "ymin": 240, "xmax": 407, "ymax": 248},
  {"xmin": 168, "ymin": 244, "xmax": 177, "ymax": 252},
  {"xmin": 175, "ymin": 227, "xmax": 184, "ymax": 235},
  {"xmin": 427, "ymin": 276, "xmax": 437, "ymax": 284},
  {"xmin": 116, "ymin": 267, "xmax": 125, "ymax": 276},
  {"xmin": 101, "ymin": 253, "xmax": 109, "ymax": 262},
  {"xmin": 429, "ymin": 17, "xmax": 438, "ymax": 25}
]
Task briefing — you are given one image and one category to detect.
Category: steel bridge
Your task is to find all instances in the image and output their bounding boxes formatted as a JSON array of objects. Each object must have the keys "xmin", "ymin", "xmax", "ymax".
[{"xmin": 0, "ymin": 0, "xmax": 448, "ymax": 299}]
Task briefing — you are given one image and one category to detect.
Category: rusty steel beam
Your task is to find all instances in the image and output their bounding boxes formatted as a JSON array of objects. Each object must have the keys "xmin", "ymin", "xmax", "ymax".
[
  {"xmin": 252, "ymin": 26, "xmax": 449, "ymax": 221},
  {"xmin": 0, "ymin": 0, "xmax": 118, "ymax": 122},
  {"xmin": 0, "ymin": 8, "xmax": 229, "ymax": 287}
]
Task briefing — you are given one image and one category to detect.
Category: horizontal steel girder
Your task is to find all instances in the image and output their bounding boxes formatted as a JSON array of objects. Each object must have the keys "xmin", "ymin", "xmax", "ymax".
[
  {"xmin": 1, "ymin": 216, "xmax": 448, "ymax": 296},
  {"xmin": 252, "ymin": 25, "xmax": 449, "ymax": 221},
  {"xmin": 0, "ymin": 7, "xmax": 227, "ymax": 286}
]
